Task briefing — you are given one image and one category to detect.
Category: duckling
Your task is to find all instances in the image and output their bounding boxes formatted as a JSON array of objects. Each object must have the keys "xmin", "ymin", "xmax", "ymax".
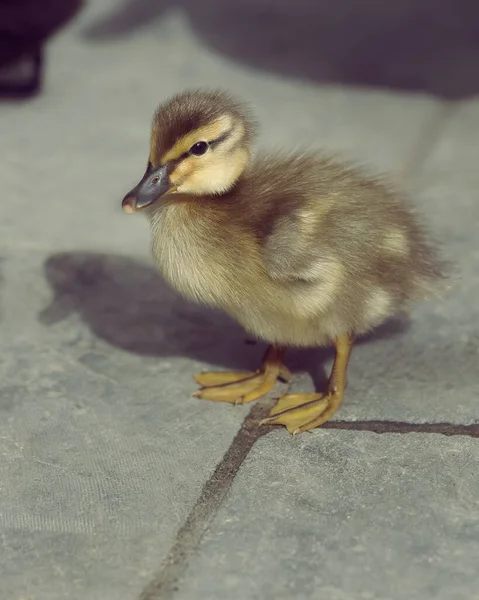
[{"xmin": 121, "ymin": 89, "xmax": 446, "ymax": 435}]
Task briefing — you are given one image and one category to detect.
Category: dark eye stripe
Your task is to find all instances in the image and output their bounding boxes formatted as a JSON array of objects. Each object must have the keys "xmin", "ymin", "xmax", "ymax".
[
  {"xmin": 209, "ymin": 128, "xmax": 233, "ymax": 148},
  {"xmin": 174, "ymin": 128, "xmax": 235, "ymax": 163}
]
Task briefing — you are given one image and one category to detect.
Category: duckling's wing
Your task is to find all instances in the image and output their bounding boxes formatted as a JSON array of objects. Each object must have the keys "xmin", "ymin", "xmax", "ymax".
[
  {"xmin": 252, "ymin": 154, "xmax": 346, "ymax": 283},
  {"xmin": 261, "ymin": 212, "xmax": 329, "ymax": 283}
]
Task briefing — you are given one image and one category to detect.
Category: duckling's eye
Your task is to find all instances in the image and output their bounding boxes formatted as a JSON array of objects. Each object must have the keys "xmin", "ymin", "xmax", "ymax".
[{"xmin": 189, "ymin": 141, "xmax": 209, "ymax": 156}]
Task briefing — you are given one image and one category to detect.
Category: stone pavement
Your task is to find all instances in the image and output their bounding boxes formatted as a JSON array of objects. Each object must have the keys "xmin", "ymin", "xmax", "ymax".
[{"xmin": 1, "ymin": 1, "xmax": 478, "ymax": 599}]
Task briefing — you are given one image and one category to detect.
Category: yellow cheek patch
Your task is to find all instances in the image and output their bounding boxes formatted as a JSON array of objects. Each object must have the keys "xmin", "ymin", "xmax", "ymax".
[
  {"xmin": 169, "ymin": 158, "xmax": 195, "ymax": 185},
  {"xmin": 169, "ymin": 148, "xmax": 249, "ymax": 195},
  {"xmin": 156, "ymin": 115, "xmax": 233, "ymax": 165}
]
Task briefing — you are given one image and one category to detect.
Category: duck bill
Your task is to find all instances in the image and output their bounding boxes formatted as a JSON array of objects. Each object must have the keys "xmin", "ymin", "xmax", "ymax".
[{"xmin": 122, "ymin": 164, "xmax": 173, "ymax": 213}]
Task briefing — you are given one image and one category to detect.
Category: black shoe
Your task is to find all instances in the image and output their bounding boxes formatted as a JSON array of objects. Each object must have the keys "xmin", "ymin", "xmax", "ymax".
[{"xmin": 0, "ymin": 46, "xmax": 43, "ymax": 99}]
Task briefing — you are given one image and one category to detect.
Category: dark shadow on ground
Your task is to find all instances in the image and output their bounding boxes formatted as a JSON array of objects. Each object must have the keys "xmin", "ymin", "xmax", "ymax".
[
  {"xmin": 0, "ymin": 0, "xmax": 84, "ymax": 98},
  {"xmin": 82, "ymin": 0, "xmax": 479, "ymax": 98},
  {"xmin": 39, "ymin": 252, "xmax": 410, "ymax": 390}
]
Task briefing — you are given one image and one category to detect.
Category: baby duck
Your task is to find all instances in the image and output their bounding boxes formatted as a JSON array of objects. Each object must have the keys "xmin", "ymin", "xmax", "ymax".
[{"xmin": 122, "ymin": 89, "xmax": 446, "ymax": 435}]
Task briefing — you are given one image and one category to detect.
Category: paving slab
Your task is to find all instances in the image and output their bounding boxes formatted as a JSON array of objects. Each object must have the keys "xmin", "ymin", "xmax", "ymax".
[
  {"xmin": 1, "ymin": 236, "xmax": 477, "ymax": 430},
  {"xmin": 174, "ymin": 429, "xmax": 479, "ymax": 600},
  {"xmin": 0, "ymin": 4, "xmax": 441, "ymax": 255},
  {"xmin": 1, "ymin": 528, "xmax": 167, "ymax": 600},
  {"xmin": 0, "ymin": 1, "xmax": 467, "ymax": 429},
  {"xmin": 81, "ymin": 0, "xmax": 479, "ymax": 99},
  {"xmin": 283, "ymin": 98, "xmax": 479, "ymax": 425},
  {"xmin": 0, "ymin": 333, "xmax": 248, "ymax": 599},
  {"xmin": 0, "ymin": 1, "xmax": 478, "ymax": 599},
  {"xmin": 172, "ymin": 97, "xmax": 479, "ymax": 600}
]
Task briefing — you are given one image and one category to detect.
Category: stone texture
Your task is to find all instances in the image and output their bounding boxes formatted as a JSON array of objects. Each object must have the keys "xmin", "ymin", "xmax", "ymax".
[
  {"xmin": 175, "ymin": 430, "xmax": 479, "ymax": 600},
  {"xmin": 1, "ymin": 529, "xmax": 163, "ymax": 600},
  {"xmin": 0, "ymin": 333, "xmax": 246, "ymax": 599},
  {"xmin": 2, "ymin": 243, "xmax": 477, "ymax": 430},
  {"xmin": 1, "ymin": 1, "xmax": 478, "ymax": 599},
  {"xmin": 0, "ymin": 3, "xmax": 441, "ymax": 255}
]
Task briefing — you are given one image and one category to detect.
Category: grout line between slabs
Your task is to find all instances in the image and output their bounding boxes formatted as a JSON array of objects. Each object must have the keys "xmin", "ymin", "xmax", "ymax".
[
  {"xmin": 139, "ymin": 409, "xmax": 479, "ymax": 600},
  {"xmin": 399, "ymin": 100, "xmax": 457, "ymax": 181},
  {"xmin": 138, "ymin": 399, "xmax": 277, "ymax": 600},
  {"xmin": 322, "ymin": 420, "xmax": 479, "ymax": 437}
]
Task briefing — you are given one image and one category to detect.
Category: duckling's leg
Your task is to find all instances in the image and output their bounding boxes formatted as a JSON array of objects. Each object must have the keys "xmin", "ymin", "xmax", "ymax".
[
  {"xmin": 193, "ymin": 346, "xmax": 291, "ymax": 404},
  {"xmin": 260, "ymin": 333, "xmax": 354, "ymax": 434}
]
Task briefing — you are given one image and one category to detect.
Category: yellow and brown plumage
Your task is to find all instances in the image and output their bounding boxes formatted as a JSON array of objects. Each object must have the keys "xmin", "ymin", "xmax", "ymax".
[{"xmin": 122, "ymin": 89, "xmax": 447, "ymax": 434}]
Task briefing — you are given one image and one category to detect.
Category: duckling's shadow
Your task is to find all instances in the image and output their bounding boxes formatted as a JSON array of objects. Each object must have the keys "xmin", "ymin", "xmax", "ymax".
[{"xmin": 39, "ymin": 252, "xmax": 410, "ymax": 385}]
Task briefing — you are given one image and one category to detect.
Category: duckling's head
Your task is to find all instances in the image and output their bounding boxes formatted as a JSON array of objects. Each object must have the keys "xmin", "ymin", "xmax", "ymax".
[{"xmin": 122, "ymin": 89, "xmax": 256, "ymax": 213}]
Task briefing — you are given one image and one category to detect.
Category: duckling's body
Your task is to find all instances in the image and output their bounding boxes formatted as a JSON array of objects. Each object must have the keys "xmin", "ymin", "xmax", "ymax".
[
  {"xmin": 148, "ymin": 153, "xmax": 441, "ymax": 347},
  {"xmin": 122, "ymin": 89, "xmax": 446, "ymax": 434}
]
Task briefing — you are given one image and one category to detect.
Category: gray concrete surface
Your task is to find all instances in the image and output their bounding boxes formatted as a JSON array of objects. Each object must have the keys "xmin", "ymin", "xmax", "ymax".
[
  {"xmin": 176, "ymin": 431, "xmax": 479, "ymax": 600},
  {"xmin": 0, "ymin": 1, "xmax": 478, "ymax": 599}
]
